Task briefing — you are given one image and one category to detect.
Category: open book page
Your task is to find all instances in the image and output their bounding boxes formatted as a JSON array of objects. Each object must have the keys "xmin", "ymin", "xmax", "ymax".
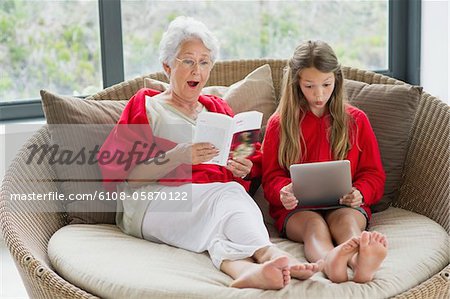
[
  {"xmin": 194, "ymin": 112, "xmax": 234, "ymax": 165},
  {"xmin": 229, "ymin": 129, "xmax": 260, "ymax": 160},
  {"xmin": 229, "ymin": 111, "xmax": 263, "ymax": 160},
  {"xmin": 193, "ymin": 111, "xmax": 262, "ymax": 166}
]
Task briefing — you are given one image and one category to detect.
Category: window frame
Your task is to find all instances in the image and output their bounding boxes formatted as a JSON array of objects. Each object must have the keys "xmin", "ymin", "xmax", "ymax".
[{"xmin": 0, "ymin": 0, "xmax": 421, "ymax": 121}]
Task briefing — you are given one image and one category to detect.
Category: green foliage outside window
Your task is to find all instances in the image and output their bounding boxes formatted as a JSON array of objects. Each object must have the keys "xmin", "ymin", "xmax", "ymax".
[
  {"xmin": 1, "ymin": 0, "xmax": 387, "ymax": 103},
  {"xmin": 122, "ymin": 0, "xmax": 387, "ymax": 81},
  {"xmin": 0, "ymin": 0, "xmax": 101, "ymax": 102}
]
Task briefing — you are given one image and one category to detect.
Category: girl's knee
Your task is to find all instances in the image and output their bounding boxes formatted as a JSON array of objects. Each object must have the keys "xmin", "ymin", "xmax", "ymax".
[
  {"xmin": 304, "ymin": 217, "xmax": 329, "ymax": 233},
  {"xmin": 326, "ymin": 209, "xmax": 364, "ymax": 229},
  {"xmin": 288, "ymin": 212, "xmax": 329, "ymax": 233}
]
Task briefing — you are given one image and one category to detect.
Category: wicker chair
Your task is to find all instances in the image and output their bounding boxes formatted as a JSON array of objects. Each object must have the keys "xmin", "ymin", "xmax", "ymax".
[{"xmin": 1, "ymin": 59, "xmax": 449, "ymax": 298}]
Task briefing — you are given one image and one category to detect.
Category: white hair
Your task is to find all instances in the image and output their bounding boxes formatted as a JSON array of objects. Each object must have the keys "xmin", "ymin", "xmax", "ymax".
[{"xmin": 159, "ymin": 16, "xmax": 220, "ymax": 69}]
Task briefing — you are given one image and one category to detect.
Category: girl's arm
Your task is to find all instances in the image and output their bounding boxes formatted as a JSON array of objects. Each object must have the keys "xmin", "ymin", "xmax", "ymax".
[
  {"xmin": 262, "ymin": 116, "xmax": 292, "ymax": 208},
  {"xmin": 352, "ymin": 112, "xmax": 386, "ymax": 206}
]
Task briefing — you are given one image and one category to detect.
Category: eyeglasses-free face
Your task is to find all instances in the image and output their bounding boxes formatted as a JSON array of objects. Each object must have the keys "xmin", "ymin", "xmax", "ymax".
[
  {"xmin": 298, "ymin": 67, "xmax": 335, "ymax": 117},
  {"xmin": 175, "ymin": 57, "xmax": 212, "ymax": 70}
]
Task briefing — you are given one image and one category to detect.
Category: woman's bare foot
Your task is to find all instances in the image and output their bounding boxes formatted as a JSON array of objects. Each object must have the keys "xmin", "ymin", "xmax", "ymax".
[
  {"xmin": 352, "ymin": 231, "xmax": 388, "ymax": 283},
  {"xmin": 324, "ymin": 237, "xmax": 360, "ymax": 283},
  {"xmin": 290, "ymin": 260, "xmax": 324, "ymax": 280},
  {"xmin": 230, "ymin": 256, "xmax": 290, "ymax": 290},
  {"xmin": 253, "ymin": 245, "xmax": 322, "ymax": 280}
]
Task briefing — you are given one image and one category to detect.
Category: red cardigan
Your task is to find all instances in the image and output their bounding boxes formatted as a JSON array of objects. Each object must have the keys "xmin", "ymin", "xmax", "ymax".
[
  {"xmin": 98, "ymin": 88, "xmax": 261, "ymax": 192},
  {"xmin": 262, "ymin": 105, "xmax": 385, "ymax": 232}
]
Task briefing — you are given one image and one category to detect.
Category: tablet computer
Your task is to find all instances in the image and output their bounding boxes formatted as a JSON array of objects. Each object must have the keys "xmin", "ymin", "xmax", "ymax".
[{"xmin": 289, "ymin": 160, "xmax": 352, "ymax": 209}]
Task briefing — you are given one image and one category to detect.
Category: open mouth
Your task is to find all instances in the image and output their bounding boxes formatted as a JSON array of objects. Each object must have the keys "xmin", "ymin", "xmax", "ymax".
[{"xmin": 187, "ymin": 81, "xmax": 199, "ymax": 87}]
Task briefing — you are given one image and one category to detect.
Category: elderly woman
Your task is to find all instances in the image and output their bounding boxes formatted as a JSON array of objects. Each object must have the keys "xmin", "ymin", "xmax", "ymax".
[{"xmin": 98, "ymin": 16, "xmax": 321, "ymax": 290}]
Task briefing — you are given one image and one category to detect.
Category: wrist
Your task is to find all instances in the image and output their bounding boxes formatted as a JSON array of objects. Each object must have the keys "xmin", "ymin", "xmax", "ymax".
[
  {"xmin": 241, "ymin": 173, "xmax": 250, "ymax": 180},
  {"xmin": 169, "ymin": 144, "xmax": 191, "ymax": 164}
]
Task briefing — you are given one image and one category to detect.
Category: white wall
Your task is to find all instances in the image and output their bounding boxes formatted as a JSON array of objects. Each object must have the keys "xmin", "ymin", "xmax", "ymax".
[
  {"xmin": 421, "ymin": 0, "xmax": 449, "ymax": 104},
  {"xmin": 0, "ymin": 119, "xmax": 46, "ymax": 180},
  {"xmin": 0, "ymin": 120, "xmax": 40, "ymax": 298}
]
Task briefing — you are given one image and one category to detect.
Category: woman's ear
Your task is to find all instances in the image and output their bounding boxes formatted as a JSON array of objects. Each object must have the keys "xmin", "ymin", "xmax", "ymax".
[{"xmin": 163, "ymin": 63, "xmax": 171, "ymax": 77}]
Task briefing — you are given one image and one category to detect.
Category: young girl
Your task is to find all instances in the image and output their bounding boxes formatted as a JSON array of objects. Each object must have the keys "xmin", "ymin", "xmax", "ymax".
[{"xmin": 262, "ymin": 40, "xmax": 388, "ymax": 283}]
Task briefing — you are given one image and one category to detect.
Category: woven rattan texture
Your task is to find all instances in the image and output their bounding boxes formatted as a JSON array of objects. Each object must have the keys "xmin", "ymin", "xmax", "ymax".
[{"xmin": 1, "ymin": 61, "xmax": 449, "ymax": 298}]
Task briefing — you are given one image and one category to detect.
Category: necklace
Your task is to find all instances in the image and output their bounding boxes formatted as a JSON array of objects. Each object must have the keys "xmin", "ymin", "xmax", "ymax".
[
  {"xmin": 165, "ymin": 98, "xmax": 203, "ymax": 121},
  {"xmin": 195, "ymin": 103, "xmax": 203, "ymax": 113},
  {"xmin": 192, "ymin": 103, "xmax": 203, "ymax": 120}
]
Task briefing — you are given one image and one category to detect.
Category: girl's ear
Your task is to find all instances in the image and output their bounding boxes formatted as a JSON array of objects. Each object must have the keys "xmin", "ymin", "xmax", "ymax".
[{"xmin": 163, "ymin": 63, "xmax": 171, "ymax": 77}]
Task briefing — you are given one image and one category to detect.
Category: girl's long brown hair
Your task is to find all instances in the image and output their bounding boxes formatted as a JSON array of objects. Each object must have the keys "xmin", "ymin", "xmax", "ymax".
[{"xmin": 276, "ymin": 40, "xmax": 351, "ymax": 169}]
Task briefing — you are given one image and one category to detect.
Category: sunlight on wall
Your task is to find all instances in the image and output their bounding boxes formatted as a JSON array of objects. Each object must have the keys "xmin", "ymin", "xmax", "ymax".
[{"xmin": 421, "ymin": 0, "xmax": 449, "ymax": 104}]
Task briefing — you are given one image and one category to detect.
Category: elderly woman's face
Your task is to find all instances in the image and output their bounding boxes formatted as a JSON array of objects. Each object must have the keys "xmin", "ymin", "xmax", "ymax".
[{"xmin": 166, "ymin": 39, "xmax": 212, "ymax": 101}]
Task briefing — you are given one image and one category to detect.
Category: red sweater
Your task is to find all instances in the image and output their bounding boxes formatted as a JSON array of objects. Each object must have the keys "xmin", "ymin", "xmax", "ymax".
[
  {"xmin": 98, "ymin": 88, "xmax": 261, "ymax": 191},
  {"xmin": 262, "ymin": 105, "xmax": 385, "ymax": 232}
]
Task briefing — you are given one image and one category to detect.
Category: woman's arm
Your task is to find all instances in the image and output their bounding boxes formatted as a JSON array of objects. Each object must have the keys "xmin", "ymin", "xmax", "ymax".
[{"xmin": 127, "ymin": 142, "xmax": 219, "ymax": 188}]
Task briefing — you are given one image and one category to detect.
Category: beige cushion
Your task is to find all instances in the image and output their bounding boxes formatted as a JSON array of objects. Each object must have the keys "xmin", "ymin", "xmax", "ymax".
[
  {"xmin": 39, "ymin": 64, "xmax": 276, "ymax": 224},
  {"xmin": 145, "ymin": 64, "xmax": 277, "ymax": 133},
  {"xmin": 48, "ymin": 206, "xmax": 449, "ymax": 298},
  {"xmin": 41, "ymin": 90, "xmax": 127, "ymax": 125},
  {"xmin": 40, "ymin": 90, "xmax": 127, "ymax": 224},
  {"xmin": 146, "ymin": 76, "xmax": 420, "ymax": 212},
  {"xmin": 344, "ymin": 81, "xmax": 422, "ymax": 212}
]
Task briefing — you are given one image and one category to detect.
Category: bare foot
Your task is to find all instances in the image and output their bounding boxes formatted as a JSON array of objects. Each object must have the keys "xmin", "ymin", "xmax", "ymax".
[
  {"xmin": 352, "ymin": 231, "xmax": 387, "ymax": 283},
  {"xmin": 324, "ymin": 237, "xmax": 360, "ymax": 283},
  {"xmin": 253, "ymin": 245, "xmax": 322, "ymax": 280},
  {"xmin": 230, "ymin": 256, "xmax": 290, "ymax": 290},
  {"xmin": 352, "ymin": 231, "xmax": 388, "ymax": 283},
  {"xmin": 290, "ymin": 260, "xmax": 324, "ymax": 280}
]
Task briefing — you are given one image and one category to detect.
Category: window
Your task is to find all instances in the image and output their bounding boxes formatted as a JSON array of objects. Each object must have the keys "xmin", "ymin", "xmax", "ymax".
[
  {"xmin": 0, "ymin": 0, "xmax": 102, "ymax": 115},
  {"xmin": 121, "ymin": 0, "xmax": 388, "ymax": 80},
  {"xmin": 0, "ymin": 0, "xmax": 420, "ymax": 121}
]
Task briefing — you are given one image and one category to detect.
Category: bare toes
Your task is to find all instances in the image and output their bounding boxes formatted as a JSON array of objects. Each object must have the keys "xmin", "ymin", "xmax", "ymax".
[
  {"xmin": 316, "ymin": 259, "xmax": 325, "ymax": 271},
  {"xmin": 360, "ymin": 231, "xmax": 370, "ymax": 246},
  {"xmin": 292, "ymin": 264, "xmax": 306, "ymax": 271},
  {"xmin": 304, "ymin": 263, "xmax": 313, "ymax": 271},
  {"xmin": 371, "ymin": 231, "xmax": 382, "ymax": 242},
  {"xmin": 283, "ymin": 269, "xmax": 291, "ymax": 285}
]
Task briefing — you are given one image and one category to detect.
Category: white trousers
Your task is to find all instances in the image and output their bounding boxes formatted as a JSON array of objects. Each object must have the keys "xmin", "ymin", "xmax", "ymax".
[{"xmin": 142, "ymin": 182, "xmax": 272, "ymax": 268}]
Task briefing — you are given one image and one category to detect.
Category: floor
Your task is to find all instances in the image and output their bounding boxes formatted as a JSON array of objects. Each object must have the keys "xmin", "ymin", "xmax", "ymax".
[{"xmin": 1, "ymin": 238, "xmax": 29, "ymax": 298}]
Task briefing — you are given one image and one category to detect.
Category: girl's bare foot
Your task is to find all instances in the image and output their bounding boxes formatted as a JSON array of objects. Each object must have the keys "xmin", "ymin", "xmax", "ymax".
[
  {"xmin": 324, "ymin": 237, "xmax": 359, "ymax": 283},
  {"xmin": 290, "ymin": 260, "xmax": 324, "ymax": 280},
  {"xmin": 352, "ymin": 231, "xmax": 388, "ymax": 283},
  {"xmin": 230, "ymin": 256, "xmax": 290, "ymax": 290}
]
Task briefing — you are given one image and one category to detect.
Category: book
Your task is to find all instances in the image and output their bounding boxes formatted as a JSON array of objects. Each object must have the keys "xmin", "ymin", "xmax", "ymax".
[{"xmin": 193, "ymin": 111, "xmax": 263, "ymax": 166}]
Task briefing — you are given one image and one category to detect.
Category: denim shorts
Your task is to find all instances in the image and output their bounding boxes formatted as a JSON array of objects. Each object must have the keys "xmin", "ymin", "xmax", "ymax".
[{"xmin": 281, "ymin": 206, "xmax": 369, "ymax": 238}]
